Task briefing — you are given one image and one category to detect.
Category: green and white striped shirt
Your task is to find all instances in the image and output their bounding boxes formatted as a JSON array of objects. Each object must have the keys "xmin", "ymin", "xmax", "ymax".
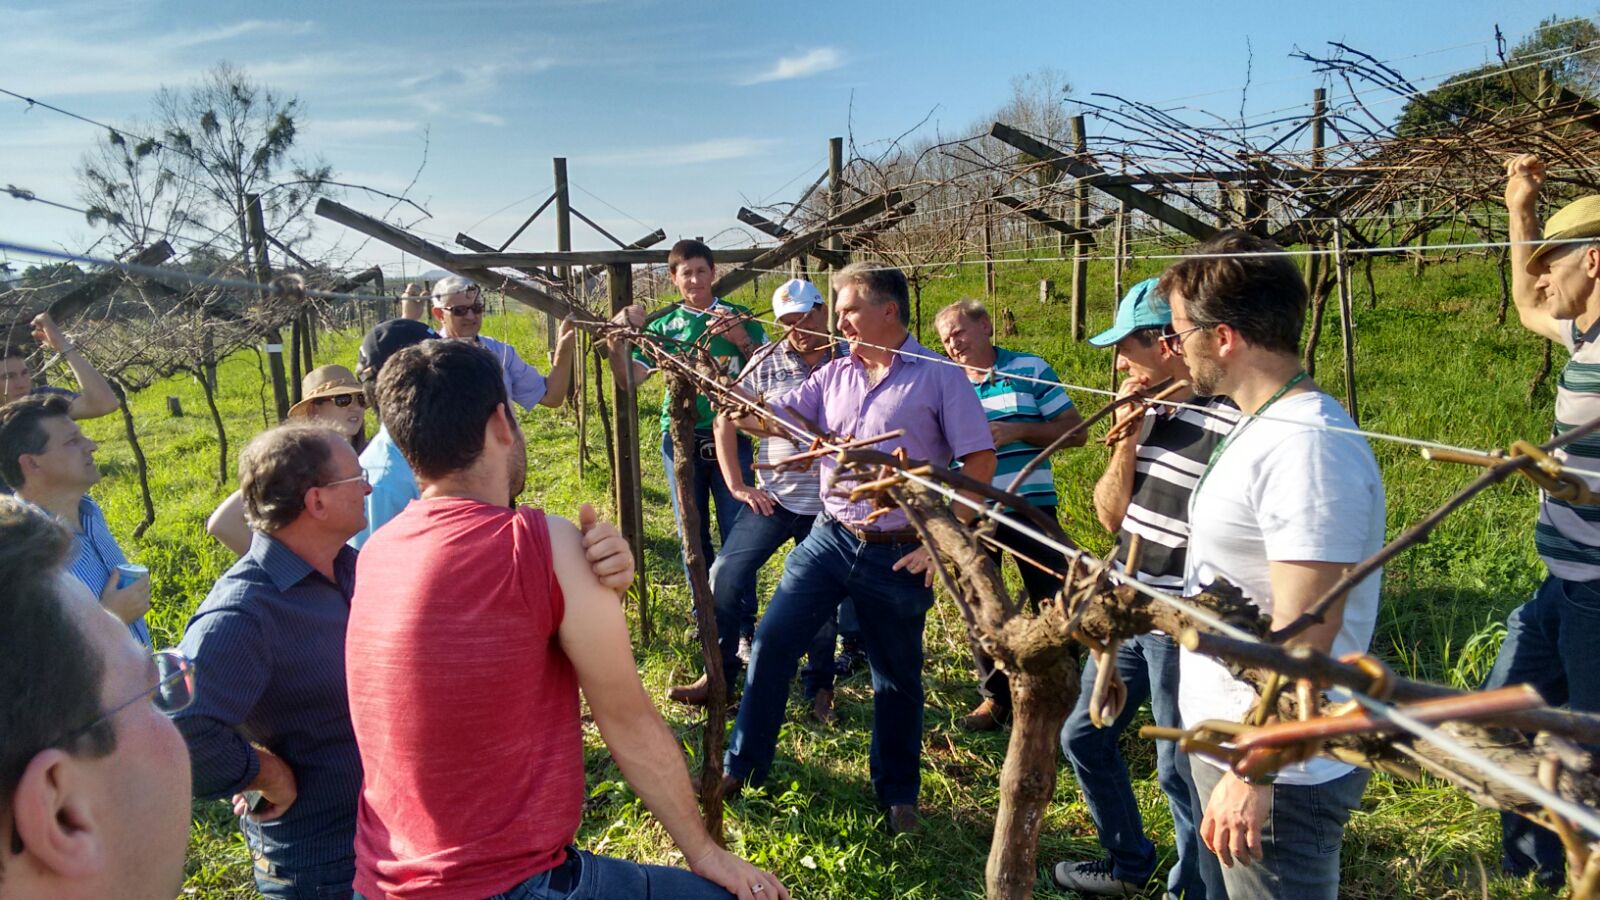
[{"xmin": 1537, "ymin": 320, "xmax": 1600, "ymax": 581}]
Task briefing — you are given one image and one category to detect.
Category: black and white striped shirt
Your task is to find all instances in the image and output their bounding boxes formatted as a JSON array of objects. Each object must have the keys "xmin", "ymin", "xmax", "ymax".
[{"xmin": 1111, "ymin": 396, "xmax": 1237, "ymax": 589}]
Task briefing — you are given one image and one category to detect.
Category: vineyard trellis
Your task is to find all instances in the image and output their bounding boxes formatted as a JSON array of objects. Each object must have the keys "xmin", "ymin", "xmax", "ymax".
[{"xmin": 10, "ymin": 30, "xmax": 1600, "ymax": 898}]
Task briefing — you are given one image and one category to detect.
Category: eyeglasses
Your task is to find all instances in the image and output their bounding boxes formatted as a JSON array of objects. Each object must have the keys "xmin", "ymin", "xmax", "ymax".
[
  {"xmin": 319, "ymin": 472, "xmax": 369, "ymax": 489},
  {"xmin": 10, "ymin": 651, "xmax": 194, "ymax": 855},
  {"xmin": 442, "ymin": 303, "xmax": 485, "ymax": 317},
  {"xmin": 60, "ymin": 650, "xmax": 197, "ymax": 745},
  {"xmin": 1158, "ymin": 323, "xmax": 1209, "ymax": 355},
  {"xmin": 314, "ymin": 394, "xmax": 368, "ymax": 409}
]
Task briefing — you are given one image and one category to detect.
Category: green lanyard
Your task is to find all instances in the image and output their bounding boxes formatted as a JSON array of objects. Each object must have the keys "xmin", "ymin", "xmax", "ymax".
[{"xmin": 1191, "ymin": 371, "xmax": 1309, "ymax": 503}]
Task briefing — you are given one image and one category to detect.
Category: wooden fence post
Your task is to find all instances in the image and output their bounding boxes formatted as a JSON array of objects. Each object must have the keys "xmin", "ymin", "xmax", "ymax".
[
  {"xmin": 607, "ymin": 263, "xmax": 650, "ymax": 640},
  {"xmin": 245, "ymin": 193, "xmax": 290, "ymax": 421},
  {"xmin": 984, "ymin": 202, "xmax": 996, "ymax": 298},
  {"xmin": 1069, "ymin": 114, "xmax": 1088, "ymax": 341},
  {"xmin": 553, "ymin": 157, "xmax": 570, "ymax": 353},
  {"xmin": 827, "ymin": 136, "xmax": 844, "ymax": 334},
  {"xmin": 1039, "ymin": 278, "xmax": 1051, "ymax": 305},
  {"xmin": 1333, "ymin": 220, "xmax": 1360, "ymax": 426},
  {"xmin": 666, "ymin": 371, "xmax": 727, "ymax": 842}
]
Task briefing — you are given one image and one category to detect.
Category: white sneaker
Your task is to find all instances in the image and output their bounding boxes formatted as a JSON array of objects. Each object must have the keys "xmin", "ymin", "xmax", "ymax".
[
  {"xmin": 1050, "ymin": 859, "xmax": 1144, "ymax": 897},
  {"xmin": 737, "ymin": 635, "xmax": 753, "ymax": 665}
]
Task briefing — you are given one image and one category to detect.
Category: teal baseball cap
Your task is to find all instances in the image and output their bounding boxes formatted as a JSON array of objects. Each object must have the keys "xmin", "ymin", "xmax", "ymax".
[{"xmin": 1088, "ymin": 277, "xmax": 1171, "ymax": 348}]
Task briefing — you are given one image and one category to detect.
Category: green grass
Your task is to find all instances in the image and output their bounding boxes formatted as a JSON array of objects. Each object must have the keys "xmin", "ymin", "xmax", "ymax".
[{"xmin": 78, "ymin": 249, "xmax": 1566, "ymax": 898}]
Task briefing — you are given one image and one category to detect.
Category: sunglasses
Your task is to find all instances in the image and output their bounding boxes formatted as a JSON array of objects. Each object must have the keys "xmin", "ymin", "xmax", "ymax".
[
  {"xmin": 442, "ymin": 303, "xmax": 486, "ymax": 317},
  {"xmin": 314, "ymin": 393, "xmax": 368, "ymax": 409}
]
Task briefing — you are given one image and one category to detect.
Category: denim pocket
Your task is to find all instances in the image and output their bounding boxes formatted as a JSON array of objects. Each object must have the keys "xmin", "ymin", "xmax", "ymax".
[{"xmin": 1563, "ymin": 577, "xmax": 1600, "ymax": 615}]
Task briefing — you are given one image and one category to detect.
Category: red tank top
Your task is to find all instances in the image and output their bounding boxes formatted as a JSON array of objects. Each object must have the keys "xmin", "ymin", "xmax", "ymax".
[{"xmin": 347, "ymin": 499, "xmax": 579, "ymax": 899}]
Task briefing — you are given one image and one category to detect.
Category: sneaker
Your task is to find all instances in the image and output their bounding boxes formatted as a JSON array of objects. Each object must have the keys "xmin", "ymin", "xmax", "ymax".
[
  {"xmin": 1050, "ymin": 859, "xmax": 1144, "ymax": 897},
  {"xmin": 737, "ymin": 634, "xmax": 754, "ymax": 666}
]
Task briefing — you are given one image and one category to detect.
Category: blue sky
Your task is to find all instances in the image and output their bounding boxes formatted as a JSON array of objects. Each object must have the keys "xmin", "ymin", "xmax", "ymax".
[{"xmin": 1, "ymin": 0, "xmax": 1593, "ymax": 276}]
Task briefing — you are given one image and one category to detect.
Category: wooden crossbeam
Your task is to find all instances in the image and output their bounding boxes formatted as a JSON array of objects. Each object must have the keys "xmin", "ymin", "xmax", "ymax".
[
  {"xmin": 456, "ymin": 232, "xmax": 563, "ymax": 286},
  {"xmin": 712, "ymin": 191, "xmax": 904, "ymax": 297},
  {"xmin": 736, "ymin": 207, "xmax": 849, "ymax": 267},
  {"xmin": 991, "ymin": 195, "xmax": 1095, "ymax": 244},
  {"xmin": 45, "ymin": 241, "xmax": 175, "ymax": 322},
  {"xmin": 990, "ymin": 122, "xmax": 1218, "ymax": 241},
  {"xmin": 442, "ymin": 246, "xmax": 771, "ymax": 267},
  {"xmin": 315, "ymin": 199, "xmax": 585, "ymax": 322}
]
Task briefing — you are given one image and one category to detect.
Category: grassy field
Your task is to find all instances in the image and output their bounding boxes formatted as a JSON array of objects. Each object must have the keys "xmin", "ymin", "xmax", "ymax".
[{"xmin": 77, "ymin": 247, "xmax": 1567, "ymax": 898}]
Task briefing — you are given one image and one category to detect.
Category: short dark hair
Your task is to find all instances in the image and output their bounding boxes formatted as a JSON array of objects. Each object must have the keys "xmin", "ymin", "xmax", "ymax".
[
  {"xmin": 0, "ymin": 498, "xmax": 114, "ymax": 839},
  {"xmin": 1126, "ymin": 327, "xmax": 1162, "ymax": 348},
  {"xmin": 1156, "ymin": 230, "xmax": 1306, "ymax": 355},
  {"xmin": 836, "ymin": 261, "xmax": 910, "ymax": 327},
  {"xmin": 378, "ymin": 340, "xmax": 508, "ymax": 481},
  {"xmin": 0, "ymin": 394, "xmax": 72, "ymax": 490},
  {"xmin": 667, "ymin": 239, "xmax": 715, "ymax": 274},
  {"xmin": 238, "ymin": 423, "xmax": 339, "ymax": 532},
  {"xmin": 1, "ymin": 342, "xmax": 26, "ymax": 363}
]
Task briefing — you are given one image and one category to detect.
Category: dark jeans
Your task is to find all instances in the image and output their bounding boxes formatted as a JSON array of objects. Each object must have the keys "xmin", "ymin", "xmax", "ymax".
[
  {"xmin": 1062, "ymin": 632, "xmax": 1203, "ymax": 898},
  {"xmin": 1481, "ymin": 574, "xmax": 1600, "ymax": 889},
  {"xmin": 710, "ymin": 504, "xmax": 836, "ymax": 694},
  {"xmin": 973, "ymin": 508, "xmax": 1066, "ymax": 713},
  {"xmin": 661, "ymin": 430, "xmax": 755, "ymax": 622},
  {"xmin": 1189, "ymin": 762, "xmax": 1369, "ymax": 900},
  {"xmin": 355, "ymin": 847, "xmax": 733, "ymax": 900},
  {"xmin": 725, "ymin": 519, "xmax": 932, "ymax": 806},
  {"xmin": 254, "ymin": 857, "xmax": 354, "ymax": 899}
]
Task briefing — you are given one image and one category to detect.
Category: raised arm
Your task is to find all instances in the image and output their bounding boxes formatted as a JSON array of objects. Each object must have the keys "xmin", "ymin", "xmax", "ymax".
[
  {"xmin": 539, "ymin": 318, "xmax": 577, "ymax": 408},
  {"xmin": 1505, "ymin": 154, "xmax": 1564, "ymax": 343},
  {"xmin": 550, "ymin": 515, "xmax": 787, "ymax": 899},
  {"xmin": 32, "ymin": 313, "xmax": 119, "ymax": 420}
]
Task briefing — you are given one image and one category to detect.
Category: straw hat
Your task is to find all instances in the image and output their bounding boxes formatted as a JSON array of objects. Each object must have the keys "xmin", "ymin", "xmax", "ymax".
[
  {"xmin": 1529, "ymin": 195, "xmax": 1600, "ymax": 268},
  {"xmin": 287, "ymin": 365, "xmax": 366, "ymax": 418}
]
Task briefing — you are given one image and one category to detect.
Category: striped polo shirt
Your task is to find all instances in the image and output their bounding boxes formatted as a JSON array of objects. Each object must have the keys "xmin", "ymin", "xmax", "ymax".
[
  {"xmin": 973, "ymin": 348, "xmax": 1075, "ymax": 507},
  {"xmin": 66, "ymin": 496, "xmax": 151, "ymax": 646},
  {"xmin": 1537, "ymin": 321, "xmax": 1600, "ymax": 581},
  {"xmin": 749, "ymin": 341, "xmax": 845, "ymax": 517},
  {"xmin": 1112, "ymin": 397, "xmax": 1237, "ymax": 589}
]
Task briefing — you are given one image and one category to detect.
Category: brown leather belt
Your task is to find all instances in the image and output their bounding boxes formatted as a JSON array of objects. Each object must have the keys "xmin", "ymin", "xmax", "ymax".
[{"xmin": 833, "ymin": 519, "xmax": 920, "ymax": 545}]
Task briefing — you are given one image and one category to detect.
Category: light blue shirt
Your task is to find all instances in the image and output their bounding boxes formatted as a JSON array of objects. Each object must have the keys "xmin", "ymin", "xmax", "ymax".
[
  {"xmin": 476, "ymin": 335, "xmax": 548, "ymax": 411},
  {"xmin": 351, "ymin": 426, "xmax": 418, "ymax": 549},
  {"xmin": 64, "ymin": 496, "xmax": 150, "ymax": 646}
]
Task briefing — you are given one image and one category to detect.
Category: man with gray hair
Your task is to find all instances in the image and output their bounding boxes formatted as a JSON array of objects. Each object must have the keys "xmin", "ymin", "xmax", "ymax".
[
  {"xmin": 934, "ymin": 297, "xmax": 1082, "ymax": 731},
  {"xmin": 430, "ymin": 275, "xmax": 576, "ymax": 412},
  {"xmin": 174, "ymin": 422, "xmax": 370, "ymax": 897}
]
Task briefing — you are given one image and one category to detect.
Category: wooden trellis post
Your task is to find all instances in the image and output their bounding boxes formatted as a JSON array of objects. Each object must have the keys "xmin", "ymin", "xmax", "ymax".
[
  {"xmin": 1332, "ymin": 219, "xmax": 1360, "ymax": 426},
  {"xmin": 246, "ymin": 193, "xmax": 290, "ymax": 421},
  {"xmin": 827, "ymin": 136, "xmax": 843, "ymax": 332},
  {"xmin": 607, "ymin": 263, "xmax": 650, "ymax": 639},
  {"xmin": 665, "ymin": 371, "xmax": 727, "ymax": 841},
  {"xmin": 1069, "ymin": 114, "xmax": 1088, "ymax": 342},
  {"xmin": 553, "ymin": 157, "xmax": 570, "ymax": 353}
]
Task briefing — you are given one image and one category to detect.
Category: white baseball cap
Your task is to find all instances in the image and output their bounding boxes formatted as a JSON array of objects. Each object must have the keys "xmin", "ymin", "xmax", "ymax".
[{"xmin": 771, "ymin": 278, "xmax": 825, "ymax": 319}]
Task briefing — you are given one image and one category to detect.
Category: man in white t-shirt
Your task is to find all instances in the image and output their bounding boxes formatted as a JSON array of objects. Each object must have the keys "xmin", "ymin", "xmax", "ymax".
[{"xmin": 1158, "ymin": 229, "xmax": 1386, "ymax": 900}]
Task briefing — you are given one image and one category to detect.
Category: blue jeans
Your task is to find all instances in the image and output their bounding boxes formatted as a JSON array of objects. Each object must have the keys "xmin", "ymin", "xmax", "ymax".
[
  {"xmin": 661, "ymin": 430, "xmax": 754, "ymax": 622},
  {"xmin": 709, "ymin": 504, "xmax": 836, "ymax": 694},
  {"xmin": 1481, "ymin": 574, "xmax": 1600, "ymax": 889},
  {"xmin": 254, "ymin": 857, "xmax": 354, "ymax": 899},
  {"xmin": 1062, "ymin": 633, "xmax": 1204, "ymax": 899},
  {"xmin": 354, "ymin": 848, "xmax": 732, "ymax": 900},
  {"xmin": 1189, "ymin": 761, "xmax": 1369, "ymax": 900},
  {"xmin": 725, "ymin": 519, "xmax": 932, "ymax": 806}
]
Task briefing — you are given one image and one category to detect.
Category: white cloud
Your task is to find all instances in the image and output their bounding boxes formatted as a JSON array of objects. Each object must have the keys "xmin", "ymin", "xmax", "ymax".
[
  {"xmin": 164, "ymin": 19, "xmax": 317, "ymax": 50},
  {"xmin": 305, "ymin": 118, "xmax": 421, "ymax": 141},
  {"xmin": 739, "ymin": 47, "xmax": 844, "ymax": 85},
  {"xmin": 586, "ymin": 138, "xmax": 781, "ymax": 167}
]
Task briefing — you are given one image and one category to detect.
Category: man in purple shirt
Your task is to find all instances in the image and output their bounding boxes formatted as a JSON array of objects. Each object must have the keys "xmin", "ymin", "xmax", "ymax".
[{"xmin": 722, "ymin": 262, "xmax": 996, "ymax": 836}]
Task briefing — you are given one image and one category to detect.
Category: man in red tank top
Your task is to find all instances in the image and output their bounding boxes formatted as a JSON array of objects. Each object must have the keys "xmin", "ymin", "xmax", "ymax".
[{"xmin": 346, "ymin": 340, "xmax": 787, "ymax": 900}]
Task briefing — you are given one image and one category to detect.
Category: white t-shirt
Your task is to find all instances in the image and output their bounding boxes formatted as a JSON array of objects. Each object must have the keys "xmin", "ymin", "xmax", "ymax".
[{"xmin": 1178, "ymin": 390, "xmax": 1385, "ymax": 786}]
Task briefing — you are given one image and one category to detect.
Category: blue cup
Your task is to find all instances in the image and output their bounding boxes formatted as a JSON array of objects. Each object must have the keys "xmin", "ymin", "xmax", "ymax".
[{"xmin": 115, "ymin": 563, "xmax": 149, "ymax": 589}]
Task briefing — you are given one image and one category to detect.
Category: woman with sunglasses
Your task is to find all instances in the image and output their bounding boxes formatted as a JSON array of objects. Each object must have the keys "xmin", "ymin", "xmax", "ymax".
[{"xmin": 205, "ymin": 366, "xmax": 369, "ymax": 555}]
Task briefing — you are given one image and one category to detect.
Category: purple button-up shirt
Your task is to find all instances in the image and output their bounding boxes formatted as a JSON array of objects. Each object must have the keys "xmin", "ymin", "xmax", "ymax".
[{"xmin": 773, "ymin": 333, "xmax": 994, "ymax": 530}]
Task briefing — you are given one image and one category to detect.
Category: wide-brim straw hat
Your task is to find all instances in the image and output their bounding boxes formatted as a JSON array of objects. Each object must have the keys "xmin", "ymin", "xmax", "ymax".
[
  {"xmin": 1529, "ymin": 195, "xmax": 1600, "ymax": 268},
  {"xmin": 287, "ymin": 365, "xmax": 365, "ymax": 418}
]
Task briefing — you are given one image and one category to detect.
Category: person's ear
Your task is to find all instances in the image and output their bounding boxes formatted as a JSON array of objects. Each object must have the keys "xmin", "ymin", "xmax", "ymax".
[
  {"xmin": 1211, "ymin": 323, "xmax": 1240, "ymax": 357},
  {"xmin": 486, "ymin": 403, "xmax": 515, "ymax": 447},
  {"xmin": 430, "ymin": 307, "xmax": 444, "ymax": 322},
  {"xmin": 12, "ymin": 749, "xmax": 107, "ymax": 880}
]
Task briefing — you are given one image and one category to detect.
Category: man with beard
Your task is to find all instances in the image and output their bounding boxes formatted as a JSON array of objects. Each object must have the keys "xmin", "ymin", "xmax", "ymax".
[
  {"xmin": 1159, "ymin": 230, "xmax": 1384, "ymax": 900},
  {"xmin": 345, "ymin": 340, "xmax": 786, "ymax": 899}
]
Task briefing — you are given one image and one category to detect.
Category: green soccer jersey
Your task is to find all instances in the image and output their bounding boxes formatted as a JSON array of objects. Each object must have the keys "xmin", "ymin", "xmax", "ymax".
[{"xmin": 631, "ymin": 298, "xmax": 767, "ymax": 431}]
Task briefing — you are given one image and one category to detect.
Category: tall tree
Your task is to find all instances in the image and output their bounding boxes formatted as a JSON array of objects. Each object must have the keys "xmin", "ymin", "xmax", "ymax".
[
  {"xmin": 155, "ymin": 62, "xmax": 332, "ymax": 262},
  {"xmin": 77, "ymin": 121, "xmax": 199, "ymax": 252}
]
